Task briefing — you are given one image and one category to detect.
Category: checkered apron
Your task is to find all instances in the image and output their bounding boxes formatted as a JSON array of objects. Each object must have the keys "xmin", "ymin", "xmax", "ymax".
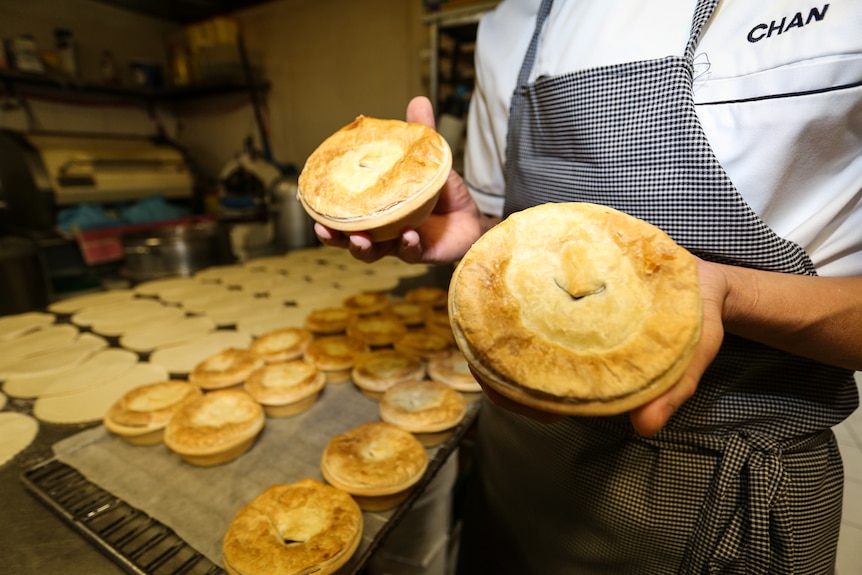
[{"xmin": 457, "ymin": 1, "xmax": 859, "ymax": 573}]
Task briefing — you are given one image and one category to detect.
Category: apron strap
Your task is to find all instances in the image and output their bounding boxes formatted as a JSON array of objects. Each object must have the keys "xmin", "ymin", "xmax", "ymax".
[
  {"xmin": 640, "ymin": 428, "xmax": 833, "ymax": 574},
  {"xmin": 516, "ymin": 0, "xmax": 719, "ymax": 89},
  {"xmin": 686, "ymin": 0, "xmax": 721, "ymax": 61},
  {"xmin": 514, "ymin": 0, "xmax": 555, "ymax": 89}
]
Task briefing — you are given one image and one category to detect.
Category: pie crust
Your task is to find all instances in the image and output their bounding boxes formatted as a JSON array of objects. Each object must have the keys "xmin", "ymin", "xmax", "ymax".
[
  {"xmin": 297, "ymin": 115, "xmax": 452, "ymax": 241},
  {"xmin": 250, "ymin": 327, "xmax": 314, "ymax": 363},
  {"xmin": 163, "ymin": 388, "xmax": 265, "ymax": 466},
  {"xmin": 343, "ymin": 292, "xmax": 390, "ymax": 316},
  {"xmin": 404, "ymin": 286, "xmax": 448, "ymax": 309},
  {"xmin": 222, "ymin": 479, "xmax": 363, "ymax": 575},
  {"xmin": 189, "ymin": 348, "xmax": 264, "ymax": 390},
  {"xmin": 379, "ymin": 379, "xmax": 467, "ymax": 437},
  {"xmin": 427, "ymin": 349, "xmax": 482, "ymax": 393},
  {"xmin": 303, "ymin": 335, "xmax": 369, "ymax": 383},
  {"xmin": 351, "ymin": 349, "xmax": 426, "ymax": 399},
  {"xmin": 321, "ymin": 421, "xmax": 428, "ymax": 510},
  {"xmin": 386, "ymin": 301, "xmax": 426, "ymax": 327},
  {"xmin": 244, "ymin": 360, "xmax": 326, "ymax": 417},
  {"xmin": 304, "ymin": 307, "xmax": 354, "ymax": 335},
  {"xmin": 449, "ymin": 202, "xmax": 702, "ymax": 416},
  {"xmin": 393, "ymin": 329, "xmax": 452, "ymax": 361},
  {"xmin": 346, "ymin": 314, "xmax": 407, "ymax": 348},
  {"xmin": 103, "ymin": 380, "xmax": 202, "ymax": 445}
]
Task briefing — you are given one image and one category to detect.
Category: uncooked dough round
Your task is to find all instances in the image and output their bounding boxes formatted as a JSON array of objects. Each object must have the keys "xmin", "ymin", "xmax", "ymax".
[{"xmin": 0, "ymin": 412, "xmax": 39, "ymax": 466}]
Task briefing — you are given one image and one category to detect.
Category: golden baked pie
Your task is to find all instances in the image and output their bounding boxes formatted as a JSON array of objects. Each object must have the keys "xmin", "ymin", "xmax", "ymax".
[
  {"xmin": 386, "ymin": 301, "xmax": 426, "ymax": 327},
  {"xmin": 297, "ymin": 115, "xmax": 452, "ymax": 241},
  {"xmin": 449, "ymin": 202, "xmax": 703, "ymax": 416},
  {"xmin": 343, "ymin": 292, "xmax": 390, "ymax": 316},
  {"xmin": 244, "ymin": 360, "xmax": 326, "ymax": 417},
  {"xmin": 250, "ymin": 327, "xmax": 314, "ymax": 363},
  {"xmin": 379, "ymin": 380, "xmax": 467, "ymax": 446},
  {"xmin": 404, "ymin": 286, "xmax": 448, "ymax": 309},
  {"xmin": 351, "ymin": 349, "xmax": 426, "ymax": 400},
  {"xmin": 427, "ymin": 349, "xmax": 482, "ymax": 393},
  {"xmin": 189, "ymin": 347, "xmax": 264, "ymax": 390},
  {"xmin": 222, "ymin": 479, "xmax": 363, "ymax": 575},
  {"xmin": 303, "ymin": 335, "xmax": 369, "ymax": 383},
  {"xmin": 103, "ymin": 380, "xmax": 202, "ymax": 445},
  {"xmin": 346, "ymin": 314, "xmax": 407, "ymax": 347},
  {"xmin": 164, "ymin": 388, "xmax": 265, "ymax": 466},
  {"xmin": 304, "ymin": 307, "xmax": 354, "ymax": 335},
  {"xmin": 321, "ymin": 421, "xmax": 428, "ymax": 511},
  {"xmin": 393, "ymin": 329, "xmax": 452, "ymax": 361}
]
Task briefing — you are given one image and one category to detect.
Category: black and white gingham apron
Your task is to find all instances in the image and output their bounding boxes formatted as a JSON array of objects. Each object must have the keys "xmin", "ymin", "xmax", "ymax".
[{"xmin": 456, "ymin": 1, "xmax": 859, "ymax": 573}]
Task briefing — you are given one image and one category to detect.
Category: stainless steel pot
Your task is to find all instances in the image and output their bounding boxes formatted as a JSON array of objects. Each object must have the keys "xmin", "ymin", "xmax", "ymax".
[{"xmin": 120, "ymin": 221, "xmax": 230, "ymax": 283}]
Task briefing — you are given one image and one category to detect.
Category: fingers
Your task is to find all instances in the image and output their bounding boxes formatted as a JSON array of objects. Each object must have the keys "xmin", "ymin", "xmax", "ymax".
[
  {"xmin": 629, "ymin": 383, "xmax": 691, "ymax": 438},
  {"xmin": 407, "ymin": 96, "xmax": 436, "ymax": 129}
]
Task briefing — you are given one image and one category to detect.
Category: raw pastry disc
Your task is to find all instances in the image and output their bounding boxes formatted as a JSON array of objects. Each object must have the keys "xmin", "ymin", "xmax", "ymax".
[
  {"xmin": 119, "ymin": 315, "xmax": 216, "ymax": 353},
  {"xmin": 48, "ymin": 289, "xmax": 135, "ymax": 315},
  {"xmin": 34, "ymin": 362, "xmax": 169, "ymax": 424},
  {"xmin": 0, "ymin": 312, "xmax": 55, "ymax": 341},
  {"xmin": 235, "ymin": 306, "xmax": 309, "ymax": 337},
  {"xmin": 0, "ymin": 324, "xmax": 79, "ymax": 362},
  {"xmin": 88, "ymin": 305, "xmax": 187, "ymax": 338},
  {"xmin": 0, "ymin": 412, "xmax": 39, "ymax": 466},
  {"xmin": 71, "ymin": 298, "xmax": 167, "ymax": 329},
  {"xmin": 148, "ymin": 330, "xmax": 252, "ymax": 375},
  {"xmin": 133, "ymin": 276, "xmax": 200, "ymax": 298},
  {"xmin": 0, "ymin": 332, "xmax": 107, "ymax": 380},
  {"xmin": 2, "ymin": 348, "xmax": 138, "ymax": 399},
  {"xmin": 201, "ymin": 296, "xmax": 286, "ymax": 327}
]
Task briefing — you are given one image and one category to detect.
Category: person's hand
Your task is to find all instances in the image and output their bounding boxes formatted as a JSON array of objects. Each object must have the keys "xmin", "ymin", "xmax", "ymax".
[
  {"xmin": 628, "ymin": 257, "xmax": 727, "ymax": 437},
  {"xmin": 315, "ymin": 96, "xmax": 484, "ymax": 265}
]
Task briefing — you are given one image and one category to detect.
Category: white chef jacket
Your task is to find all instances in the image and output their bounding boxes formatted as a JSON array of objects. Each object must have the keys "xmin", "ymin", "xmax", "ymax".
[{"xmin": 465, "ymin": 0, "xmax": 862, "ymax": 276}]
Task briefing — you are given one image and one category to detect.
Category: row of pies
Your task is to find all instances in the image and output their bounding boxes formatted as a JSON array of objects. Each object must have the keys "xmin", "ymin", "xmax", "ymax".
[{"xmin": 101, "ymin": 286, "xmax": 478, "ymax": 575}]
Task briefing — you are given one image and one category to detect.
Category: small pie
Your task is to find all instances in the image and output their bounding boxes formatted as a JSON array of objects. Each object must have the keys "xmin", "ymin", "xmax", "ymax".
[
  {"xmin": 304, "ymin": 307, "xmax": 354, "ymax": 335},
  {"xmin": 343, "ymin": 292, "xmax": 390, "ymax": 316},
  {"xmin": 189, "ymin": 347, "xmax": 264, "ymax": 390},
  {"xmin": 298, "ymin": 115, "xmax": 452, "ymax": 241},
  {"xmin": 222, "ymin": 479, "xmax": 363, "ymax": 575},
  {"xmin": 244, "ymin": 360, "xmax": 326, "ymax": 417},
  {"xmin": 404, "ymin": 286, "xmax": 448, "ymax": 309},
  {"xmin": 250, "ymin": 327, "xmax": 314, "ymax": 363},
  {"xmin": 103, "ymin": 380, "xmax": 202, "ymax": 445},
  {"xmin": 351, "ymin": 349, "xmax": 426, "ymax": 400},
  {"xmin": 346, "ymin": 314, "xmax": 407, "ymax": 347},
  {"xmin": 393, "ymin": 329, "xmax": 452, "ymax": 361},
  {"xmin": 386, "ymin": 301, "xmax": 426, "ymax": 327},
  {"xmin": 164, "ymin": 388, "xmax": 265, "ymax": 466},
  {"xmin": 379, "ymin": 379, "xmax": 467, "ymax": 446},
  {"xmin": 449, "ymin": 202, "xmax": 703, "ymax": 416},
  {"xmin": 427, "ymin": 349, "xmax": 482, "ymax": 393},
  {"xmin": 303, "ymin": 335, "xmax": 369, "ymax": 383},
  {"xmin": 321, "ymin": 421, "xmax": 428, "ymax": 511}
]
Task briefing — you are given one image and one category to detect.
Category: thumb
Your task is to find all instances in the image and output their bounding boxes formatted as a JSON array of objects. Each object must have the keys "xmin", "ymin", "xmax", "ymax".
[{"xmin": 407, "ymin": 96, "xmax": 436, "ymax": 129}]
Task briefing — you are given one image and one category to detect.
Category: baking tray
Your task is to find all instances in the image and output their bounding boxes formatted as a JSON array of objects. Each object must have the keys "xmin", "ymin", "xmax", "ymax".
[
  {"xmin": 21, "ymin": 458, "xmax": 224, "ymax": 575},
  {"xmin": 20, "ymin": 407, "xmax": 477, "ymax": 575}
]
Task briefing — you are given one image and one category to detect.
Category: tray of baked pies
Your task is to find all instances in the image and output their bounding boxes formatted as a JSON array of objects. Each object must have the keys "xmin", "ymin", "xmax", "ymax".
[{"xmin": 6, "ymin": 245, "xmax": 480, "ymax": 575}]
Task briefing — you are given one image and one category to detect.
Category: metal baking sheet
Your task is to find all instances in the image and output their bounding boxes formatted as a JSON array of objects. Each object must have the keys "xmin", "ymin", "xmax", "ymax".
[{"xmin": 21, "ymin": 400, "xmax": 477, "ymax": 575}]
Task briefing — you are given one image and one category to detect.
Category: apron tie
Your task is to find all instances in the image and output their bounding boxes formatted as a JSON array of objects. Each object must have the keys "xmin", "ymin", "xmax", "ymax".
[{"xmin": 678, "ymin": 431, "xmax": 794, "ymax": 575}]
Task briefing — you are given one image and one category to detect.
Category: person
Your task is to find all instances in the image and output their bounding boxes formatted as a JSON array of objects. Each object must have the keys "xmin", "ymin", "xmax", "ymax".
[{"xmin": 316, "ymin": 0, "xmax": 862, "ymax": 572}]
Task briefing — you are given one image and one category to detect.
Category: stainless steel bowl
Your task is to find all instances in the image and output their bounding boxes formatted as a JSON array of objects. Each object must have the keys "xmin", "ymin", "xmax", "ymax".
[{"xmin": 119, "ymin": 221, "xmax": 231, "ymax": 283}]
